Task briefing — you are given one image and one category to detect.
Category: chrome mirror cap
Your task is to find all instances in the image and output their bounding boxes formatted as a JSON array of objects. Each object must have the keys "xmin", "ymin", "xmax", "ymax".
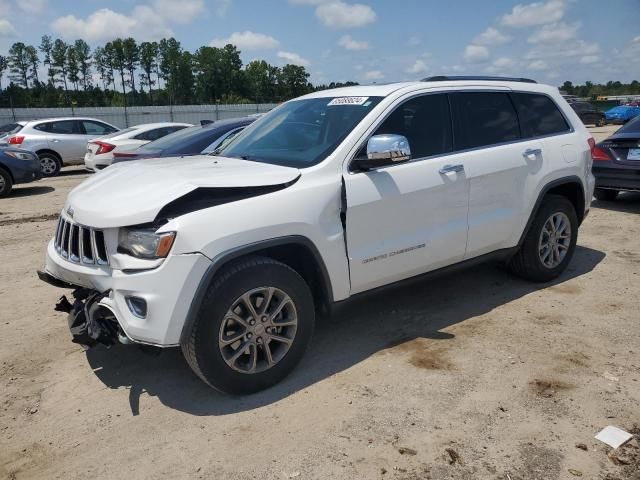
[{"xmin": 367, "ymin": 134, "xmax": 412, "ymax": 162}]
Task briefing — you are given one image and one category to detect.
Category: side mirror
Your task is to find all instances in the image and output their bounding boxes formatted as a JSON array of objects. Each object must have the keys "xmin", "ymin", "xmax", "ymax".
[{"xmin": 353, "ymin": 134, "xmax": 412, "ymax": 171}]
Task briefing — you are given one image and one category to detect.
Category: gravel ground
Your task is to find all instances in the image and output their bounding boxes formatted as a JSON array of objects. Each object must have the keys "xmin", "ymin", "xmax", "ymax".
[{"xmin": 1, "ymin": 125, "xmax": 639, "ymax": 480}]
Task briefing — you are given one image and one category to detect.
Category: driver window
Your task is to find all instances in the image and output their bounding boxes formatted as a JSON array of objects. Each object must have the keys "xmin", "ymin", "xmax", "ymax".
[{"xmin": 367, "ymin": 94, "xmax": 453, "ymax": 159}]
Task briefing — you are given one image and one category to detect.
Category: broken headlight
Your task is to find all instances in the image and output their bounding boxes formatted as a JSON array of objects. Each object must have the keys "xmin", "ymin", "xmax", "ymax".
[{"xmin": 118, "ymin": 228, "xmax": 176, "ymax": 259}]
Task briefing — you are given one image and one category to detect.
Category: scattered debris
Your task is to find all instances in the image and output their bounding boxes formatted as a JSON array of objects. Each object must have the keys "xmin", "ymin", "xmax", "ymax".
[
  {"xmin": 568, "ymin": 468, "xmax": 583, "ymax": 476},
  {"xmin": 397, "ymin": 446, "xmax": 417, "ymax": 456},
  {"xmin": 28, "ymin": 407, "xmax": 38, "ymax": 415},
  {"xmin": 607, "ymin": 451, "xmax": 631, "ymax": 466},
  {"xmin": 575, "ymin": 443, "xmax": 588, "ymax": 451},
  {"xmin": 288, "ymin": 471, "xmax": 301, "ymax": 479},
  {"xmin": 380, "ymin": 467, "xmax": 387, "ymax": 475},
  {"xmin": 445, "ymin": 447, "xmax": 462, "ymax": 465},
  {"xmin": 595, "ymin": 426, "xmax": 633, "ymax": 449},
  {"xmin": 603, "ymin": 372, "xmax": 619, "ymax": 382}
]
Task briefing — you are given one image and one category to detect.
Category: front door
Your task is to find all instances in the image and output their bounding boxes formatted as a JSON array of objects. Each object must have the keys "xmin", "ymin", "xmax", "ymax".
[{"xmin": 344, "ymin": 93, "xmax": 470, "ymax": 294}]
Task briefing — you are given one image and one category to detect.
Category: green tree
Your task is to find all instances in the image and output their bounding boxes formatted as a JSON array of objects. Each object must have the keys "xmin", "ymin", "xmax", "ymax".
[
  {"xmin": 122, "ymin": 37, "xmax": 139, "ymax": 96},
  {"xmin": 139, "ymin": 41, "xmax": 159, "ymax": 100},
  {"xmin": 66, "ymin": 44, "xmax": 80, "ymax": 92},
  {"xmin": 51, "ymin": 39, "xmax": 70, "ymax": 97},
  {"xmin": 278, "ymin": 64, "xmax": 311, "ymax": 99},
  {"xmin": 39, "ymin": 35, "xmax": 55, "ymax": 84},
  {"xmin": 8, "ymin": 42, "xmax": 31, "ymax": 87},
  {"xmin": 26, "ymin": 45, "xmax": 40, "ymax": 85},
  {"xmin": 73, "ymin": 39, "xmax": 92, "ymax": 91},
  {"xmin": 0, "ymin": 55, "xmax": 7, "ymax": 90}
]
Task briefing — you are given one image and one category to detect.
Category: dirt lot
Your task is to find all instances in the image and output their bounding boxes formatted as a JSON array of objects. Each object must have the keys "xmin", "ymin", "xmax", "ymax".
[{"xmin": 1, "ymin": 126, "xmax": 639, "ymax": 480}]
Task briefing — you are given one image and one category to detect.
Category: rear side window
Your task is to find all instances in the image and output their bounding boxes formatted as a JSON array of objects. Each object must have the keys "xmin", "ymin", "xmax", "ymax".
[
  {"xmin": 511, "ymin": 93, "xmax": 570, "ymax": 138},
  {"xmin": 616, "ymin": 116, "xmax": 640, "ymax": 134},
  {"xmin": 34, "ymin": 120, "xmax": 82, "ymax": 134},
  {"xmin": 450, "ymin": 92, "xmax": 520, "ymax": 150},
  {"xmin": 370, "ymin": 93, "xmax": 453, "ymax": 159}
]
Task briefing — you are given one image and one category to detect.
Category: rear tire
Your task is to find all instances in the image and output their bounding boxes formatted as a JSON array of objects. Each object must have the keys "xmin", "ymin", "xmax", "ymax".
[
  {"xmin": 38, "ymin": 152, "xmax": 61, "ymax": 177},
  {"xmin": 594, "ymin": 188, "xmax": 618, "ymax": 201},
  {"xmin": 181, "ymin": 256, "xmax": 315, "ymax": 395},
  {"xmin": 509, "ymin": 195, "xmax": 578, "ymax": 282},
  {"xmin": 0, "ymin": 168, "xmax": 13, "ymax": 197}
]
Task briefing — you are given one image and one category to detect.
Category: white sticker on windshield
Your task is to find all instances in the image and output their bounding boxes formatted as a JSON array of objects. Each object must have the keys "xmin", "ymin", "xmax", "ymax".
[{"xmin": 327, "ymin": 96, "xmax": 369, "ymax": 106}]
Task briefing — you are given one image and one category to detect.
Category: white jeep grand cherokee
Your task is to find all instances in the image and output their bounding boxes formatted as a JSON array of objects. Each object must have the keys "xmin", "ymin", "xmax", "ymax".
[{"xmin": 40, "ymin": 76, "xmax": 596, "ymax": 394}]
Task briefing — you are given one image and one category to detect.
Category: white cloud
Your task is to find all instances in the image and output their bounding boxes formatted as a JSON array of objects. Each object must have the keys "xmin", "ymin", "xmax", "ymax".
[
  {"xmin": 364, "ymin": 70, "xmax": 384, "ymax": 80},
  {"xmin": 473, "ymin": 27, "xmax": 510, "ymax": 46},
  {"xmin": 214, "ymin": 0, "xmax": 232, "ymax": 16},
  {"xmin": 528, "ymin": 22, "xmax": 579, "ymax": 44},
  {"xmin": 338, "ymin": 35, "xmax": 368, "ymax": 50},
  {"xmin": 407, "ymin": 34, "xmax": 421, "ymax": 47},
  {"xmin": 633, "ymin": 35, "xmax": 640, "ymax": 44},
  {"xmin": 443, "ymin": 65, "xmax": 466, "ymax": 73},
  {"xmin": 151, "ymin": 0, "xmax": 204, "ymax": 24},
  {"xmin": 289, "ymin": 0, "xmax": 330, "ymax": 3},
  {"xmin": 525, "ymin": 39, "xmax": 600, "ymax": 60},
  {"xmin": 406, "ymin": 59, "xmax": 428, "ymax": 75},
  {"xmin": 316, "ymin": 1, "xmax": 376, "ymax": 28},
  {"xmin": 579, "ymin": 55, "xmax": 599, "ymax": 64},
  {"xmin": 501, "ymin": 0, "xmax": 566, "ymax": 28},
  {"xmin": 493, "ymin": 57, "xmax": 515, "ymax": 68},
  {"xmin": 17, "ymin": 0, "xmax": 48, "ymax": 15},
  {"xmin": 528, "ymin": 59, "xmax": 549, "ymax": 70},
  {"xmin": 277, "ymin": 51, "xmax": 310, "ymax": 66},
  {"xmin": 464, "ymin": 44, "xmax": 490, "ymax": 63},
  {"xmin": 210, "ymin": 31, "xmax": 280, "ymax": 50},
  {"xmin": 0, "ymin": 18, "xmax": 16, "ymax": 37},
  {"xmin": 51, "ymin": 7, "xmax": 173, "ymax": 42}
]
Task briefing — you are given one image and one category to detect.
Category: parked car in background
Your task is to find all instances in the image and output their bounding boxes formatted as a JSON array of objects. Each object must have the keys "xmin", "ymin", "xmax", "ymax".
[
  {"xmin": 569, "ymin": 101, "xmax": 605, "ymax": 126},
  {"xmin": 0, "ymin": 122, "xmax": 21, "ymax": 136},
  {"xmin": 5, "ymin": 117, "xmax": 119, "ymax": 177},
  {"xmin": 0, "ymin": 147, "xmax": 42, "ymax": 197},
  {"xmin": 110, "ymin": 117, "xmax": 255, "ymax": 165},
  {"xmin": 84, "ymin": 122, "xmax": 192, "ymax": 172},
  {"xmin": 604, "ymin": 105, "xmax": 640, "ymax": 124},
  {"xmin": 591, "ymin": 115, "xmax": 640, "ymax": 200}
]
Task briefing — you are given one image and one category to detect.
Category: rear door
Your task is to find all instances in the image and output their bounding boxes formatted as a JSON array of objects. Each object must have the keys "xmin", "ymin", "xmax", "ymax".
[
  {"xmin": 344, "ymin": 93, "xmax": 470, "ymax": 294},
  {"xmin": 35, "ymin": 120, "xmax": 87, "ymax": 163},
  {"xmin": 450, "ymin": 91, "xmax": 544, "ymax": 258}
]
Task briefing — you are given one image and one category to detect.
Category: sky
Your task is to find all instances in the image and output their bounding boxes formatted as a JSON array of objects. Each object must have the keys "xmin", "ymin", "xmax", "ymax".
[{"xmin": 0, "ymin": 0, "xmax": 639, "ymax": 86}]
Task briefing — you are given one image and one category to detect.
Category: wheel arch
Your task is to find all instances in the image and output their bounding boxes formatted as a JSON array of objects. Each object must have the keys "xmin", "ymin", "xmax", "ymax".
[
  {"xmin": 180, "ymin": 235, "xmax": 334, "ymax": 344},
  {"xmin": 518, "ymin": 176, "xmax": 586, "ymax": 247},
  {"xmin": 0, "ymin": 164, "xmax": 15, "ymax": 183},
  {"xmin": 35, "ymin": 149, "xmax": 63, "ymax": 164}
]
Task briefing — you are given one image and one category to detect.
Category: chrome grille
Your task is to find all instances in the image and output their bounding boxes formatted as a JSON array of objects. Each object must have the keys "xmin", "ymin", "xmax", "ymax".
[{"xmin": 54, "ymin": 217, "xmax": 109, "ymax": 265}]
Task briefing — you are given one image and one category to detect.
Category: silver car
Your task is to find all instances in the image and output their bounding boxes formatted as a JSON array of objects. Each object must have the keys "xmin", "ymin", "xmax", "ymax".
[{"xmin": 4, "ymin": 117, "xmax": 119, "ymax": 177}]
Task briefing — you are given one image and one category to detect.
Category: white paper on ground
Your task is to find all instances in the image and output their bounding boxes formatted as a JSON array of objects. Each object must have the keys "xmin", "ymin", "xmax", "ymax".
[{"xmin": 595, "ymin": 426, "xmax": 633, "ymax": 449}]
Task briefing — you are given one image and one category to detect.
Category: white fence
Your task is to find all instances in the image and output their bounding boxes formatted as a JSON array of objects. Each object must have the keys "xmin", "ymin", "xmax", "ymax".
[{"xmin": 0, "ymin": 104, "xmax": 278, "ymax": 128}]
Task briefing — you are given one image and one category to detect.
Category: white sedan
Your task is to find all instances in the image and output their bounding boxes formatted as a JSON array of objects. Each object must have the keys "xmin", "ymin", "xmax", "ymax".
[{"xmin": 84, "ymin": 122, "xmax": 192, "ymax": 172}]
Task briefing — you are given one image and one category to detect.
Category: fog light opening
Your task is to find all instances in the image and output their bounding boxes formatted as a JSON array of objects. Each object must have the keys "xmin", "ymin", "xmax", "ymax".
[{"xmin": 126, "ymin": 296, "xmax": 147, "ymax": 318}]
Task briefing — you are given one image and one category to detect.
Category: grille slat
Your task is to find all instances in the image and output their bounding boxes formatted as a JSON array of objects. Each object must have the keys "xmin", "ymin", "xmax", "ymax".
[{"xmin": 53, "ymin": 216, "xmax": 108, "ymax": 265}]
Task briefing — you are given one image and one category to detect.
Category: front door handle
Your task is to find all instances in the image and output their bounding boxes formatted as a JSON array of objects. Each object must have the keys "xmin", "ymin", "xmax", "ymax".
[
  {"xmin": 523, "ymin": 148, "xmax": 542, "ymax": 157},
  {"xmin": 439, "ymin": 164, "xmax": 464, "ymax": 174},
  {"xmin": 51, "ymin": 139, "xmax": 61, "ymax": 143}
]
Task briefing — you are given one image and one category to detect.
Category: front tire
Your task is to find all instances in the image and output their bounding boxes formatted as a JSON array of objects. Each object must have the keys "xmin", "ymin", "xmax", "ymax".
[
  {"xmin": 38, "ymin": 152, "xmax": 61, "ymax": 177},
  {"xmin": 509, "ymin": 195, "xmax": 578, "ymax": 282},
  {"xmin": 181, "ymin": 256, "xmax": 315, "ymax": 395},
  {"xmin": 594, "ymin": 188, "xmax": 618, "ymax": 201},
  {"xmin": 0, "ymin": 168, "xmax": 13, "ymax": 197}
]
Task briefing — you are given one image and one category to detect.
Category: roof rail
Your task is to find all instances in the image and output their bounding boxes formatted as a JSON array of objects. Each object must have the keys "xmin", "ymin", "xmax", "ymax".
[{"xmin": 422, "ymin": 75, "xmax": 537, "ymax": 84}]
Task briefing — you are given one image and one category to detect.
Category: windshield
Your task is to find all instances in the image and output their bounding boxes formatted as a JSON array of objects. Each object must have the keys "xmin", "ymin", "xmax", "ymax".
[{"xmin": 220, "ymin": 96, "xmax": 383, "ymax": 167}]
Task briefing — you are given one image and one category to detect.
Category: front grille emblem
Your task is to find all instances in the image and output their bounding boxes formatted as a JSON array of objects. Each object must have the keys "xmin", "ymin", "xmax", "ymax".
[{"xmin": 67, "ymin": 207, "xmax": 74, "ymax": 218}]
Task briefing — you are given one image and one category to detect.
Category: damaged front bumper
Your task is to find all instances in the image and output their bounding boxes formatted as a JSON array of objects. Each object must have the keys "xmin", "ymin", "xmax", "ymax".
[{"xmin": 40, "ymin": 238, "xmax": 212, "ymax": 347}]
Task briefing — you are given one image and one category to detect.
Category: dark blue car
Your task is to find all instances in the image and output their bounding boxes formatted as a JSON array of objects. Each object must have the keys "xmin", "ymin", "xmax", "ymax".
[
  {"xmin": 111, "ymin": 117, "xmax": 256, "ymax": 165},
  {"xmin": 0, "ymin": 147, "xmax": 42, "ymax": 197}
]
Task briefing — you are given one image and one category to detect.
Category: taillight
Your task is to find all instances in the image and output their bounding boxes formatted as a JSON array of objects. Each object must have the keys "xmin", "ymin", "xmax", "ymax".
[
  {"xmin": 588, "ymin": 138, "xmax": 612, "ymax": 161},
  {"xmin": 8, "ymin": 135, "xmax": 24, "ymax": 145},
  {"xmin": 93, "ymin": 141, "xmax": 116, "ymax": 155}
]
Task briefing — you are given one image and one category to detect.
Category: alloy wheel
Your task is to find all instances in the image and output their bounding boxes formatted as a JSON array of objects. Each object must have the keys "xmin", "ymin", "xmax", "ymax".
[
  {"xmin": 218, "ymin": 287, "xmax": 298, "ymax": 374},
  {"xmin": 40, "ymin": 156, "xmax": 57, "ymax": 175},
  {"xmin": 538, "ymin": 212, "xmax": 571, "ymax": 268}
]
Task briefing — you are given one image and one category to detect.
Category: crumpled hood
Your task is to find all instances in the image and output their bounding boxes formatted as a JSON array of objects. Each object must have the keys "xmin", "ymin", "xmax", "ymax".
[{"xmin": 66, "ymin": 155, "xmax": 300, "ymax": 228}]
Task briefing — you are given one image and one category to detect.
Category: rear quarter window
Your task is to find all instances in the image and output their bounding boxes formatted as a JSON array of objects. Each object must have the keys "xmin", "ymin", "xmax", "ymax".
[{"xmin": 512, "ymin": 93, "xmax": 571, "ymax": 138}]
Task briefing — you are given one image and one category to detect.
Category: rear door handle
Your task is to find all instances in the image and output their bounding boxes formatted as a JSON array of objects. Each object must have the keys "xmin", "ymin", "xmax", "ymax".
[
  {"xmin": 439, "ymin": 164, "xmax": 464, "ymax": 174},
  {"xmin": 523, "ymin": 148, "xmax": 541, "ymax": 157}
]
